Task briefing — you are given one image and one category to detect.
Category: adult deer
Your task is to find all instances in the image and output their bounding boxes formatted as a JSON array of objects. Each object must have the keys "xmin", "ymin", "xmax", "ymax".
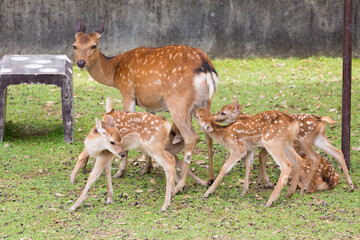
[
  {"xmin": 213, "ymin": 100, "xmax": 354, "ymax": 192},
  {"xmin": 194, "ymin": 108, "xmax": 303, "ymax": 207},
  {"xmin": 72, "ymin": 19, "xmax": 218, "ymax": 190}
]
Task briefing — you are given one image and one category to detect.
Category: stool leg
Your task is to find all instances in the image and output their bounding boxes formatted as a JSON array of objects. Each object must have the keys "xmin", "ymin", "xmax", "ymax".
[
  {"xmin": 0, "ymin": 87, "xmax": 7, "ymax": 142},
  {"xmin": 60, "ymin": 77, "xmax": 74, "ymax": 143}
]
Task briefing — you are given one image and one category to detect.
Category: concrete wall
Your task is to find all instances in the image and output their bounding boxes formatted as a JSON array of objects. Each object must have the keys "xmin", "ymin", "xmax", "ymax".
[{"xmin": 1, "ymin": 0, "xmax": 360, "ymax": 59}]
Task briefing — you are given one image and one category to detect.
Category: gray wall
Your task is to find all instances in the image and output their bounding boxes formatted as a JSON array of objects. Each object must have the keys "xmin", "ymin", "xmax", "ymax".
[{"xmin": 1, "ymin": 0, "xmax": 360, "ymax": 59}]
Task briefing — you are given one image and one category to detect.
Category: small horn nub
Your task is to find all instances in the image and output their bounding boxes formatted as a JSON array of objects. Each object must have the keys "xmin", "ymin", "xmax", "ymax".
[{"xmin": 106, "ymin": 97, "xmax": 114, "ymax": 113}]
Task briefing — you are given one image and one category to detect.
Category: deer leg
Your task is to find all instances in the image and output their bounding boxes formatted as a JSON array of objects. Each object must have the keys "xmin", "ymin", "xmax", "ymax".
[
  {"xmin": 298, "ymin": 140, "xmax": 321, "ymax": 194},
  {"xmin": 204, "ymin": 151, "xmax": 244, "ymax": 197},
  {"xmin": 256, "ymin": 148, "xmax": 273, "ymax": 187},
  {"xmin": 140, "ymin": 154, "xmax": 153, "ymax": 175},
  {"xmin": 169, "ymin": 113, "xmax": 199, "ymax": 194},
  {"xmin": 147, "ymin": 149, "xmax": 176, "ymax": 211},
  {"xmin": 284, "ymin": 142, "xmax": 302, "ymax": 198},
  {"xmin": 263, "ymin": 142, "xmax": 292, "ymax": 207},
  {"xmin": 70, "ymin": 153, "xmax": 112, "ymax": 210},
  {"xmin": 113, "ymin": 151, "xmax": 128, "ymax": 178},
  {"xmin": 241, "ymin": 150, "xmax": 255, "ymax": 196},
  {"xmin": 314, "ymin": 134, "xmax": 354, "ymax": 191},
  {"xmin": 70, "ymin": 148, "xmax": 90, "ymax": 184},
  {"xmin": 104, "ymin": 156, "xmax": 114, "ymax": 204},
  {"xmin": 174, "ymin": 155, "xmax": 207, "ymax": 186},
  {"xmin": 205, "ymin": 100, "xmax": 215, "ymax": 185}
]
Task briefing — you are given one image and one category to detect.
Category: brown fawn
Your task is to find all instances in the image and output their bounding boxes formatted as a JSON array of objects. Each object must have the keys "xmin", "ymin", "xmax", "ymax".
[
  {"xmin": 70, "ymin": 98, "xmax": 207, "ymax": 187},
  {"xmin": 73, "ymin": 19, "xmax": 219, "ymax": 190},
  {"xmin": 213, "ymin": 100, "xmax": 354, "ymax": 192},
  {"xmin": 194, "ymin": 108, "xmax": 303, "ymax": 207},
  {"xmin": 70, "ymin": 105, "xmax": 178, "ymax": 211}
]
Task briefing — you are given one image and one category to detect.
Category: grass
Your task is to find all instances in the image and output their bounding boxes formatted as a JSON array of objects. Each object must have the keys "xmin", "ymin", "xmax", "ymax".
[{"xmin": 1, "ymin": 57, "xmax": 360, "ymax": 239}]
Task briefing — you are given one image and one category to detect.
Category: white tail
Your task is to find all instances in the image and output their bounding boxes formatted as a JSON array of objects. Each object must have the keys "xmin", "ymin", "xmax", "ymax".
[
  {"xmin": 194, "ymin": 108, "xmax": 303, "ymax": 207},
  {"xmin": 73, "ymin": 18, "xmax": 218, "ymax": 188},
  {"xmin": 213, "ymin": 101, "xmax": 354, "ymax": 192}
]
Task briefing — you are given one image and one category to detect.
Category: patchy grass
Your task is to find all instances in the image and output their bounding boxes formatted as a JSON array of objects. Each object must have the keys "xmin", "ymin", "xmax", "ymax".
[{"xmin": 1, "ymin": 57, "xmax": 359, "ymax": 239}]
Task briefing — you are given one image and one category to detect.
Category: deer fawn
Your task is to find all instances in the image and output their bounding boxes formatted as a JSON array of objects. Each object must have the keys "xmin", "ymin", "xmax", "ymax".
[
  {"xmin": 257, "ymin": 149, "xmax": 340, "ymax": 192},
  {"xmin": 70, "ymin": 98, "xmax": 207, "ymax": 187},
  {"xmin": 213, "ymin": 100, "xmax": 354, "ymax": 192},
  {"xmin": 70, "ymin": 105, "xmax": 178, "ymax": 211},
  {"xmin": 73, "ymin": 19, "xmax": 218, "ymax": 190},
  {"xmin": 194, "ymin": 108, "xmax": 303, "ymax": 207}
]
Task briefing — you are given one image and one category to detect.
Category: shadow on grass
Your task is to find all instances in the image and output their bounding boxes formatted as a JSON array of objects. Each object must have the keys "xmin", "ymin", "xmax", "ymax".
[{"xmin": 3, "ymin": 121, "xmax": 66, "ymax": 143}]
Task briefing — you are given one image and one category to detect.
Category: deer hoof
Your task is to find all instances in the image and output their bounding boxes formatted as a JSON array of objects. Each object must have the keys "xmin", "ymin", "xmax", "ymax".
[
  {"xmin": 69, "ymin": 206, "xmax": 77, "ymax": 211},
  {"xmin": 113, "ymin": 170, "xmax": 126, "ymax": 178},
  {"xmin": 207, "ymin": 179, "xmax": 214, "ymax": 186}
]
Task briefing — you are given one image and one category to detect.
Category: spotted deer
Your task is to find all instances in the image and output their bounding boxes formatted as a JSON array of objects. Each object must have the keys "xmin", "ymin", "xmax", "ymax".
[
  {"xmin": 213, "ymin": 100, "xmax": 354, "ymax": 192},
  {"xmin": 257, "ymin": 149, "xmax": 340, "ymax": 192},
  {"xmin": 70, "ymin": 98, "xmax": 207, "ymax": 187},
  {"xmin": 194, "ymin": 108, "xmax": 303, "ymax": 207},
  {"xmin": 298, "ymin": 154, "xmax": 340, "ymax": 192},
  {"xmin": 70, "ymin": 108, "xmax": 178, "ymax": 211},
  {"xmin": 73, "ymin": 19, "xmax": 218, "ymax": 190}
]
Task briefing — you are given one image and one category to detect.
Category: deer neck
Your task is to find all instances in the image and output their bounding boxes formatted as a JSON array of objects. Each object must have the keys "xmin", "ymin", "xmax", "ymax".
[
  {"xmin": 206, "ymin": 122, "xmax": 229, "ymax": 143},
  {"xmin": 86, "ymin": 51, "xmax": 122, "ymax": 88}
]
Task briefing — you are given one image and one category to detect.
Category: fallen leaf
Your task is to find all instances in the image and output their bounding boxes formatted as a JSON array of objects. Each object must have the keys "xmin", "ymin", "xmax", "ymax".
[
  {"xmin": 150, "ymin": 179, "xmax": 156, "ymax": 184},
  {"xmin": 315, "ymin": 103, "xmax": 321, "ymax": 109},
  {"xmin": 55, "ymin": 193, "xmax": 66, "ymax": 197},
  {"xmin": 4, "ymin": 143, "xmax": 9, "ymax": 148},
  {"xmin": 329, "ymin": 108, "xmax": 337, "ymax": 112},
  {"xmin": 273, "ymin": 229, "xmax": 282, "ymax": 234},
  {"xmin": 351, "ymin": 146, "xmax": 360, "ymax": 151},
  {"xmin": 77, "ymin": 128, "xmax": 83, "ymax": 132},
  {"xmin": 183, "ymin": 195, "xmax": 192, "ymax": 199},
  {"xmin": 238, "ymin": 179, "xmax": 245, "ymax": 184},
  {"xmin": 134, "ymin": 189, "xmax": 143, "ymax": 193},
  {"xmin": 196, "ymin": 160, "xmax": 206, "ymax": 165}
]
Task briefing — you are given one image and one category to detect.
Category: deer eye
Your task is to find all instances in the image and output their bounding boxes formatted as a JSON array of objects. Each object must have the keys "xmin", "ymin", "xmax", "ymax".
[
  {"xmin": 72, "ymin": 45, "xmax": 77, "ymax": 50},
  {"xmin": 110, "ymin": 141, "xmax": 115, "ymax": 145},
  {"xmin": 91, "ymin": 45, "xmax": 97, "ymax": 49},
  {"xmin": 221, "ymin": 112, "xmax": 226, "ymax": 115}
]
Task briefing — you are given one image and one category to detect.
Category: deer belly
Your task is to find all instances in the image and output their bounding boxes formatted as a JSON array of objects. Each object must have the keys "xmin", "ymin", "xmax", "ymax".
[{"xmin": 135, "ymin": 94, "xmax": 168, "ymax": 112}]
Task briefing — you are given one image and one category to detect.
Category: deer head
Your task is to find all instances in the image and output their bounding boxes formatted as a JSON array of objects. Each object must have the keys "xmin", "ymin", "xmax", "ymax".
[
  {"xmin": 85, "ymin": 115, "xmax": 126, "ymax": 159},
  {"xmin": 213, "ymin": 99, "xmax": 243, "ymax": 123},
  {"xmin": 194, "ymin": 108, "xmax": 215, "ymax": 132},
  {"xmin": 72, "ymin": 18, "xmax": 107, "ymax": 69}
]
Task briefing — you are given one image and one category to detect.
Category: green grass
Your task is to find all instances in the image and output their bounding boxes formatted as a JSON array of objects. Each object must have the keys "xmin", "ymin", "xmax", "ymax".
[{"xmin": 1, "ymin": 57, "xmax": 359, "ymax": 239}]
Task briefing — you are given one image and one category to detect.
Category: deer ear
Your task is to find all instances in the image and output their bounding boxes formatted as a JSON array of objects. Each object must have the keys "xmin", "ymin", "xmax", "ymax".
[
  {"xmin": 202, "ymin": 122, "xmax": 214, "ymax": 132},
  {"xmin": 95, "ymin": 18, "xmax": 107, "ymax": 36},
  {"xmin": 75, "ymin": 18, "xmax": 86, "ymax": 34},
  {"xmin": 233, "ymin": 99, "xmax": 239, "ymax": 106},
  {"xmin": 235, "ymin": 104, "xmax": 242, "ymax": 114},
  {"xmin": 106, "ymin": 115, "xmax": 116, "ymax": 127},
  {"xmin": 95, "ymin": 118, "xmax": 106, "ymax": 135}
]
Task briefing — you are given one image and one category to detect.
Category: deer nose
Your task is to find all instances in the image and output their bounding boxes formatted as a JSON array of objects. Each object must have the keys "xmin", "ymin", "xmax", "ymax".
[
  {"xmin": 77, "ymin": 60, "xmax": 86, "ymax": 68},
  {"xmin": 120, "ymin": 152, "xmax": 126, "ymax": 159}
]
